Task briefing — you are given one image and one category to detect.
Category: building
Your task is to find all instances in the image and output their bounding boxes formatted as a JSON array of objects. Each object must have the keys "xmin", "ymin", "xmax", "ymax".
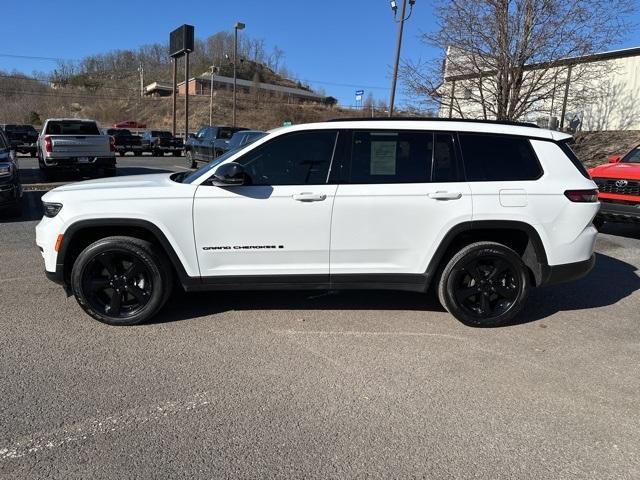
[
  {"xmin": 144, "ymin": 74, "xmax": 334, "ymax": 105},
  {"xmin": 439, "ymin": 47, "xmax": 640, "ymax": 131}
]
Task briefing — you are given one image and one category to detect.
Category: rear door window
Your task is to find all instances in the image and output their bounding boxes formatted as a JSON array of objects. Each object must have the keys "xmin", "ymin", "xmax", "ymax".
[
  {"xmin": 459, "ymin": 133, "xmax": 542, "ymax": 181},
  {"xmin": 349, "ymin": 131, "xmax": 432, "ymax": 184}
]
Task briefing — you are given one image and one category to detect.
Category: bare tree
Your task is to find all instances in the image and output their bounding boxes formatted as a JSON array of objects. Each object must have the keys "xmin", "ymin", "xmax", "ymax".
[{"xmin": 402, "ymin": 0, "xmax": 636, "ymax": 121}]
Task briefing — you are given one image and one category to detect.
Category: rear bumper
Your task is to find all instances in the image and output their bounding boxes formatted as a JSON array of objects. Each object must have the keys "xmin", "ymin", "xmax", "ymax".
[
  {"xmin": 43, "ymin": 157, "xmax": 116, "ymax": 168},
  {"xmin": 597, "ymin": 200, "xmax": 640, "ymax": 223},
  {"xmin": 539, "ymin": 255, "xmax": 596, "ymax": 287}
]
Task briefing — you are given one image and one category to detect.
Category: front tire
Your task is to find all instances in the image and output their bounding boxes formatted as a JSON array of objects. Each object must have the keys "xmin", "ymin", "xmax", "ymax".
[
  {"xmin": 70, "ymin": 236, "xmax": 173, "ymax": 326},
  {"xmin": 437, "ymin": 242, "xmax": 530, "ymax": 327},
  {"xmin": 186, "ymin": 150, "xmax": 196, "ymax": 169}
]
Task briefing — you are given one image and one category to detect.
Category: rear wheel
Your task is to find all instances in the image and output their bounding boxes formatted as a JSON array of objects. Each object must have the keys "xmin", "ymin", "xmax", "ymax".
[
  {"xmin": 593, "ymin": 217, "xmax": 605, "ymax": 231},
  {"xmin": 102, "ymin": 166, "xmax": 117, "ymax": 177},
  {"xmin": 70, "ymin": 236, "xmax": 173, "ymax": 326},
  {"xmin": 438, "ymin": 241, "xmax": 530, "ymax": 327}
]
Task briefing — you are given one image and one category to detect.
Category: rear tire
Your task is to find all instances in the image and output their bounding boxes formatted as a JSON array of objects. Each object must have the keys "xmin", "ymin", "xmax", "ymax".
[
  {"xmin": 103, "ymin": 166, "xmax": 117, "ymax": 177},
  {"xmin": 593, "ymin": 217, "xmax": 605, "ymax": 231},
  {"xmin": 70, "ymin": 236, "xmax": 173, "ymax": 326},
  {"xmin": 437, "ymin": 241, "xmax": 530, "ymax": 327}
]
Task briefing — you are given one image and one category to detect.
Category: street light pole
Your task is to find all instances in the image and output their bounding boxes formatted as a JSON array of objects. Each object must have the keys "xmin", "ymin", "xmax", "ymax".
[
  {"xmin": 233, "ymin": 22, "xmax": 245, "ymax": 127},
  {"xmin": 389, "ymin": 0, "xmax": 415, "ymax": 117}
]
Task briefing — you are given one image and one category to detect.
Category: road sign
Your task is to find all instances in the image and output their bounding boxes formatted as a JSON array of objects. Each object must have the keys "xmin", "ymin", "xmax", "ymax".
[{"xmin": 355, "ymin": 89, "xmax": 364, "ymax": 102}]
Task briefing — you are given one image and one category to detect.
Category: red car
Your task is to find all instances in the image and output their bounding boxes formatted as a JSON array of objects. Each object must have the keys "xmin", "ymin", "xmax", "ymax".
[
  {"xmin": 589, "ymin": 145, "xmax": 640, "ymax": 226},
  {"xmin": 113, "ymin": 120, "xmax": 147, "ymax": 129}
]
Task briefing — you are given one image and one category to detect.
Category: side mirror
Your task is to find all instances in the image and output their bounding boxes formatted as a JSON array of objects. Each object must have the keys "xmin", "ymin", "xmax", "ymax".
[
  {"xmin": 211, "ymin": 162, "xmax": 246, "ymax": 186},
  {"xmin": 608, "ymin": 155, "xmax": 621, "ymax": 163}
]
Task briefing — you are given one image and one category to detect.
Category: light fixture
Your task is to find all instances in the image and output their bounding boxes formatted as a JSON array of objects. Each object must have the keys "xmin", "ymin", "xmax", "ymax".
[
  {"xmin": 390, "ymin": 1, "xmax": 398, "ymax": 14},
  {"xmin": 234, "ymin": 22, "xmax": 245, "ymax": 30}
]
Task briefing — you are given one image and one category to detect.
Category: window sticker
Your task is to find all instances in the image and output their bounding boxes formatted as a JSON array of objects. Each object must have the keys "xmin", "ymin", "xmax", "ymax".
[{"xmin": 370, "ymin": 141, "xmax": 397, "ymax": 175}]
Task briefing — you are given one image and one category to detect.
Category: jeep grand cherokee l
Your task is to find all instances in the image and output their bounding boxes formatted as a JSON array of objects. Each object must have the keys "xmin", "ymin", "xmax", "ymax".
[{"xmin": 36, "ymin": 119, "xmax": 599, "ymax": 327}]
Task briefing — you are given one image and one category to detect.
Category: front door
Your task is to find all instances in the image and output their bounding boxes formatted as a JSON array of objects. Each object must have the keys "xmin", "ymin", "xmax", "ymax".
[{"xmin": 193, "ymin": 129, "xmax": 339, "ymax": 282}]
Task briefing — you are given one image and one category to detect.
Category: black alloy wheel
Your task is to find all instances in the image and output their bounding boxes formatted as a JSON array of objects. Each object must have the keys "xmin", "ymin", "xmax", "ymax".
[
  {"xmin": 71, "ymin": 236, "xmax": 172, "ymax": 325},
  {"xmin": 452, "ymin": 256, "xmax": 519, "ymax": 318},
  {"xmin": 438, "ymin": 242, "xmax": 530, "ymax": 327},
  {"xmin": 81, "ymin": 250, "xmax": 153, "ymax": 319}
]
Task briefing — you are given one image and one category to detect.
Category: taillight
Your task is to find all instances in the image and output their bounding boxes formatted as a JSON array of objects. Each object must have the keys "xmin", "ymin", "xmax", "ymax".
[
  {"xmin": 44, "ymin": 135, "xmax": 52, "ymax": 154},
  {"xmin": 109, "ymin": 136, "xmax": 116, "ymax": 152},
  {"xmin": 564, "ymin": 189, "xmax": 599, "ymax": 203}
]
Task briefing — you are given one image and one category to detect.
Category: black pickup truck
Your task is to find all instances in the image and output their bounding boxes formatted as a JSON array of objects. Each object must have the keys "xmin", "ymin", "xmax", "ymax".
[
  {"xmin": 0, "ymin": 124, "xmax": 39, "ymax": 156},
  {"xmin": 103, "ymin": 128, "xmax": 143, "ymax": 156},
  {"xmin": 184, "ymin": 125, "xmax": 248, "ymax": 167},
  {"xmin": 141, "ymin": 130, "xmax": 183, "ymax": 156}
]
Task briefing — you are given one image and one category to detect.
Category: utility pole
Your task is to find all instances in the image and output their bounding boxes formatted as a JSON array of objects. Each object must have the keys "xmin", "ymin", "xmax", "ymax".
[
  {"xmin": 233, "ymin": 22, "xmax": 246, "ymax": 127},
  {"xmin": 138, "ymin": 63, "xmax": 144, "ymax": 97},
  {"xmin": 209, "ymin": 65, "xmax": 217, "ymax": 126},
  {"xmin": 388, "ymin": 0, "xmax": 415, "ymax": 117}
]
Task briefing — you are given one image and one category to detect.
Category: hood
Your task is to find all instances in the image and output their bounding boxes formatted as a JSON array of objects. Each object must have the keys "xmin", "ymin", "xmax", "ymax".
[
  {"xmin": 588, "ymin": 162, "xmax": 640, "ymax": 180},
  {"xmin": 50, "ymin": 172, "xmax": 174, "ymax": 193}
]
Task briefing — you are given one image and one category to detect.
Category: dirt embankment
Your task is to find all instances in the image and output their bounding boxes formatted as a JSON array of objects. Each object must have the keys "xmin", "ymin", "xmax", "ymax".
[{"xmin": 572, "ymin": 130, "xmax": 640, "ymax": 167}]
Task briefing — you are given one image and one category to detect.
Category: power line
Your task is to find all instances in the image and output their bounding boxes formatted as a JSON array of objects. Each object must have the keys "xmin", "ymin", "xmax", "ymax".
[{"xmin": 0, "ymin": 53, "xmax": 76, "ymax": 62}]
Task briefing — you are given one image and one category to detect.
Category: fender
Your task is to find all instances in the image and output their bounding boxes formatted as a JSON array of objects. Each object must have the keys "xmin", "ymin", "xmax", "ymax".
[
  {"xmin": 423, "ymin": 220, "xmax": 549, "ymax": 287},
  {"xmin": 54, "ymin": 218, "xmax": 199, "ymax": 289}
]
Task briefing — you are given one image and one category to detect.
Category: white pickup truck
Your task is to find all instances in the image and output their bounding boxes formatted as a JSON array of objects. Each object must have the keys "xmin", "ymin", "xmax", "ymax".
[{"xmin": 37, "ymin": 118, "xmax": 116, "ymax": 178}]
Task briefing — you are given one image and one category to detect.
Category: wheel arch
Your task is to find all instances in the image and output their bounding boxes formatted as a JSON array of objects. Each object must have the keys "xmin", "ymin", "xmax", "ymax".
[
  {"xmin": 56, "ymin": 218, "xmax": 196, "ymax": 289},
  {"xmin": 426, "ymin": 220, "xmax": 549, "ymax": 287}
]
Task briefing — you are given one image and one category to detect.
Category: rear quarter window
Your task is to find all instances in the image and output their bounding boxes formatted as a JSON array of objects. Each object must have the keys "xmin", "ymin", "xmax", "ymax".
[{"xmin": 459, "ymin": 133, "xmax": 542, "ymax": 182}]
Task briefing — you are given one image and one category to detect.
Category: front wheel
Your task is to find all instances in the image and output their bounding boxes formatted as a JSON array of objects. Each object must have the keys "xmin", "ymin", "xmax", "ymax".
[
  {"xmin": 186, "ymin": 150, "xmax": 196, "ymax": 169},
  {"xmin": 437, "ymin": 241, "xmax": 530, "ymax": 327},
  {"xmin": 70, "ymin": 236, "xmax": 173, "ymax": 326}
]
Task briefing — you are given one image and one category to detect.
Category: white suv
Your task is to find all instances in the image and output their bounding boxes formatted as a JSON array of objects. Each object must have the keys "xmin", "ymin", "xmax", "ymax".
[{"xmin": 36, "ymin": 119, "xmax": 599, "ymax": 327}]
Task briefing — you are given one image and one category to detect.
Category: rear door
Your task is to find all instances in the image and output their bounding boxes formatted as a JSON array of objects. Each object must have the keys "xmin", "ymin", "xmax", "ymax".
[{"xmin": 329, "ymin": 130, "xmax": 472, "ymax": 279}]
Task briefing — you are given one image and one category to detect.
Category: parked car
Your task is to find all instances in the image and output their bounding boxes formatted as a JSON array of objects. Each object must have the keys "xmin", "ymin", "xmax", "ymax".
[
  {"xmin": 141, "ymin": 130, "xmax": 183, "ymax": 156},
  {"xmin": 589, "ymin": 145, "xmax": 640, "ymax": 227},
  {"xmin": 217, "ymin": 130, "xmax": 267, "ymax": 157},
  {"xmin": 184, "ymin": 125, "xmax": 248, "ymax": 168},
  {"xmin": 103, "ymin": 128, "xmax": 143, "ymax": 156},
  {"xmin": 0, "ymin": 124, "xmax": 39, "ymax": 156},
  {"xmin": 37, "ymin": 118, "xmax": 599, "ymax": 327},
  {"xmin": 113, "ymin": 121, "xmax": 147, "ymax": 129},
  {"xmin": 37, "ymin": 118, "xmax": 116, "ymax": 178},
  {"xmin": 0, "ymin": 129, "xmax": 22, "ymax": 216}
]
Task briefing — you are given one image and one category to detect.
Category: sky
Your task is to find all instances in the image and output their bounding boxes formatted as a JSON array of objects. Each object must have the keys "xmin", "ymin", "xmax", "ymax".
[{"xmin": 1, "ymin": 0, "xmax": 639, "ymax": 108}]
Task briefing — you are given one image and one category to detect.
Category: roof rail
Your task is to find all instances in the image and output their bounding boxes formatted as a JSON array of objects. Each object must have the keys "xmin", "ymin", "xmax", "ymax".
[{"xmin": 326, "ymin": 117, "xmax": 540, "ymax": 128}]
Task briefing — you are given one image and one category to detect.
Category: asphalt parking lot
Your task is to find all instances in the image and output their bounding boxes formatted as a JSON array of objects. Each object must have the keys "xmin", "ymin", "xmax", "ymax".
[{"xmin": 1, "ymin": 156, "xmax": 639, "ymax": 479}]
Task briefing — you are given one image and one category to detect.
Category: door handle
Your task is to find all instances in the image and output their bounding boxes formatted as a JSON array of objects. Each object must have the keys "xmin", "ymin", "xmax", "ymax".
[
  {"xmin": 292, "ymin": 192, "xmax": 327, "ymax": 202},
  {"xmin": 428, "ymin": 191, "xmax": 462, "ymax": 200}
]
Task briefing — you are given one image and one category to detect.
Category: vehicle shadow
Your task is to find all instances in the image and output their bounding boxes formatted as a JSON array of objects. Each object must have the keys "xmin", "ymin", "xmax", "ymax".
[
  {"xmin": 598, "ymin": 222, "xmax": 640, "ymax": 241},
  {"xmin": 151, "ymin": 252, "xmax": 639, "ymax": 327},
  {"xmin": 0, "ymin": 191, "xmax": 44, "ymax": 223}
]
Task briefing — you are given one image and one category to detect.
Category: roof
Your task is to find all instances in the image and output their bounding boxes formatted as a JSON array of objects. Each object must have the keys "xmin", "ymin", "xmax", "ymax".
[
  {"xmin": 270, "ymin": 119, "xmax": 572, "ymax": 142},
  {"xmin": 181, "ymin": 74, "xmax": 326, "ymax": 100}
]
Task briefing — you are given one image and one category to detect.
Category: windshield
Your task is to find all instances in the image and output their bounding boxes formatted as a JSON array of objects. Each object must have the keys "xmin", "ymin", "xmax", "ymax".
[
  {"xmin": 182, "ymin": 145, "xmax": 252, "ymax": 184},
  {"xmin": 621, "ymin": 146, "xmax": 640, "ymax": 164}
]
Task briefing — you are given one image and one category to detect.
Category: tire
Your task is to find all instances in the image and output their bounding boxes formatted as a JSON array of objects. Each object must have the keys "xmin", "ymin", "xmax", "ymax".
[
  {"xmin": 30, "ymin": 151, "xmax": 36, "ymax": 158},
  {"xmin": 437, "ymin": 241, "xmax": 530, "ymax": 327},
  {"xmin": 153, "ymin": 149, "xmax": 162, "ymax": 157},
  {"xmin": 186, "ymin": 150, "xmax": 196, "ymax": 169},
  {"xmin": 102, "ymin": 166, "xmax": 117, "ymax": 177},
  {"xmin": 593, "ymin": 217, "xmax": 605, "ymax": 231},
  {"xmin": 70, "ymin": 236, "xmax": 173, "ymax": 326},
  {"xmin": 119, "ymin": 151, "xmax": 125, "ymax": 157},
  {"xmin": 172, "ymin": 150, "xmax": 181, "ymax": 157}
]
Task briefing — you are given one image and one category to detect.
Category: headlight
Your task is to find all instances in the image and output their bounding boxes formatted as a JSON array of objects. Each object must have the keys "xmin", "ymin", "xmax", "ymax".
[
  {"xmin": 43, "ymin": 202, "xmax": 63, "ymax": 218},
  {"xmin": 0, "ymin": 163, "xmax": 12, "ymax": 177}
]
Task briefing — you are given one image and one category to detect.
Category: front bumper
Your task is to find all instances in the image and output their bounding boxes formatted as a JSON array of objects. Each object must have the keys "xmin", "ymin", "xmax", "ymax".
[
  {"xmin": 539, "ymin": 255, "xmax": 596, "ymax": 287},
  {"xmin": 597, "ymin": 200, "xmax": 640, "ymax": 223}
]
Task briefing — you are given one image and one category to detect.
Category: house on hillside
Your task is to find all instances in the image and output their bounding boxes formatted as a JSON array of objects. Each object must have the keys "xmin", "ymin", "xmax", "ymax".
[
  {"xmin": 144, "ymin": 74, "xmax": 336, "ymax": 105},
  {"xmin": 439, "ymin": 46, "xmax": 640, "ymax": 131}
]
